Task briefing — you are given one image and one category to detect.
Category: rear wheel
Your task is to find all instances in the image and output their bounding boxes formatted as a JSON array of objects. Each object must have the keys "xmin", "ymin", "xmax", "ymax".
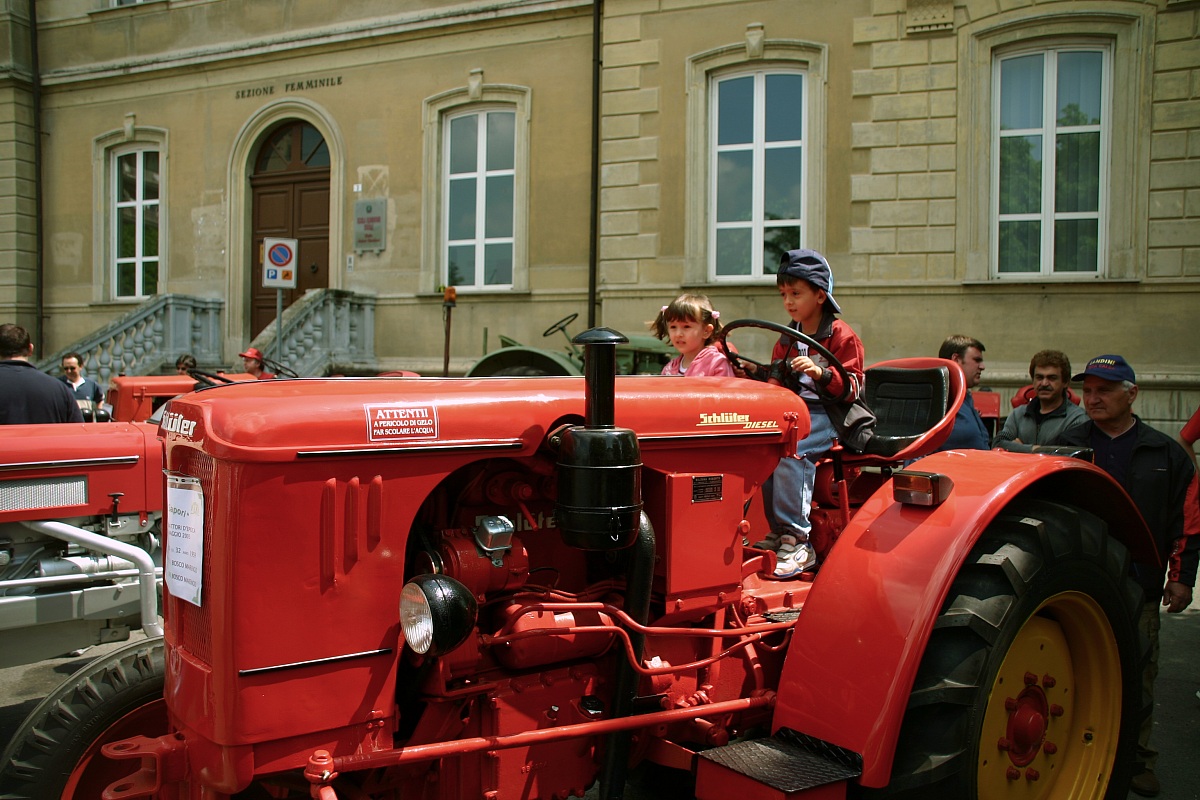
[
  {"xmin": 869, "ymin": 499, "xmax": 1146, "ymax": 800},
  {"xmin": 0, "ymin": 637, "xmax": 166, "ymax": 799}
]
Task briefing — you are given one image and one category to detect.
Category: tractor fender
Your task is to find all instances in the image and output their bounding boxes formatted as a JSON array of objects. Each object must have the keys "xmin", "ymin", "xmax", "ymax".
[
  {"xmin": 772, "ymin": 448, "xmax": 1155, "ymax": 787},
  {"xmin": 464, "ymin": 346, "xmax": 581, "ymax": 377}
]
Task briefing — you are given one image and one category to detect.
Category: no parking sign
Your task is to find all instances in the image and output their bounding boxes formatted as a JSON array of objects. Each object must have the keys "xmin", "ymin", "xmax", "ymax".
[{"xmin": 262, "ymin": 237, "xmax": 298, "ymax": 289}]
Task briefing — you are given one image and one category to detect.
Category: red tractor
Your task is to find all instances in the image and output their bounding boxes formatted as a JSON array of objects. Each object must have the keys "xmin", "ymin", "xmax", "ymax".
[{"xmin": 1, "ymin": 322, "xmax": 1150, "ymax": 800}]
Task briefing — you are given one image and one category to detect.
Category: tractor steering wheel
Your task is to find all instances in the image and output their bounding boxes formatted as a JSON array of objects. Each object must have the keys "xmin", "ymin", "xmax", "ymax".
[
  {"xmin": 718, "ymin": 318, "xmax": 854, "ymax": 404},
  {"xmin": 542, "ymin": 313, "xmax": 579, "ymax": 338},
  {"xmin": 188, "ymin": 369, "xmax": 235, "ymax": 387}
]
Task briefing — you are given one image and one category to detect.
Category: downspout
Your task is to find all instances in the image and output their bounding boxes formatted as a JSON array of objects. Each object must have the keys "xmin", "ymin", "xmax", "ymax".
[
  {"xmin": 29, "ymin": 0, "xmax": 45, "ymax": 350},
  {"xmin": 586, "ymin": 0, "xmax": 601, "ymax": 328}
]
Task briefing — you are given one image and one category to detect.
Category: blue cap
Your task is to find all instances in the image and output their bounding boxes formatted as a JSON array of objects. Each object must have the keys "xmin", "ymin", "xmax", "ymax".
[
  {"xmin": 1073, "ymin": 355, "xmax": 1135, "ymax": 384},
  {"xmin": 778, "ymin": 249, "xmax": 841, "ymax": 313}
]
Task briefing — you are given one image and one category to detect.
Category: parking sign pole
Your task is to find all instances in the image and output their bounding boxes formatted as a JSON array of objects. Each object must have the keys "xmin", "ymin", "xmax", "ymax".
[{"xmin": 276, "ymin": 289, "xmax": 284, "ymax": 363}]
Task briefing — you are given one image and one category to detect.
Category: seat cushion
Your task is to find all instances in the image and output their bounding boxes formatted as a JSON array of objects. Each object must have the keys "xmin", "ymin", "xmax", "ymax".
[{"xmin": 861, "ymin": 366, "xmax": 950, "ymax": 457}]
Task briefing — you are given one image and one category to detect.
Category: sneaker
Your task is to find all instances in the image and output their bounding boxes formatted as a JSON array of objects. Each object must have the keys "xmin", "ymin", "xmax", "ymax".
[
  {"xmin": 752, "ymin": 531, "xmax": 783, "ymax": 551},
  {"xmin": 1130, "ymin": 769, "xmax": 1161, "ymax": 798},
  {"xmin": 773, "ymin": 536, "xmax": 816, "ymax": 578}
]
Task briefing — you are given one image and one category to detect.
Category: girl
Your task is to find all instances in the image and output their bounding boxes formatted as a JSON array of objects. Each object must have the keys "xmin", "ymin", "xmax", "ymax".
[{"xmin": 650, "ymin": 294, "xmax": 734, "ymax": 377}]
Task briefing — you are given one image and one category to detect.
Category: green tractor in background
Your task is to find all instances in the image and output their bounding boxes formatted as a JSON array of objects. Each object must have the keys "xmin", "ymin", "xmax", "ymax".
[{"xmin": 465, "ymin": 313, "xmax": 674, "ymax": 377}]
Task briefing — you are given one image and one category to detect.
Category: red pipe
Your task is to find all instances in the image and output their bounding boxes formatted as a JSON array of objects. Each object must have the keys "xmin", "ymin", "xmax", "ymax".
[{"xmin": 329, "ymin": 694, "xmax": 774, "ymax": 773}]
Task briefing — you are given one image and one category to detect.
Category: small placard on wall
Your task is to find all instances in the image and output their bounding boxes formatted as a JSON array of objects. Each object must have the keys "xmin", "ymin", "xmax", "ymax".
[{"xmin": 354, "ymin": 199, "xmax": 387, "ymax": 253}]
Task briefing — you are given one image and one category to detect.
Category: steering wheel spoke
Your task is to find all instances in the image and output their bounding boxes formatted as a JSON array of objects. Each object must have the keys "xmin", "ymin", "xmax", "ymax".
[{"xmin": 717, "ymin": 319, "xmax": 853, "ymax": 402}]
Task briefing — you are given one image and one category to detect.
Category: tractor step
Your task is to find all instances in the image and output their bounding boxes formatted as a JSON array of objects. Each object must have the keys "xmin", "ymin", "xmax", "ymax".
[{"xmin": 694, "ymin": 730, "xmax": 862, "ymax": 800}]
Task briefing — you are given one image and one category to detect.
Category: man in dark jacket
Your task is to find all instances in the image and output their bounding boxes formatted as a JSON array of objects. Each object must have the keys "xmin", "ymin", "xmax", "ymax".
[
  {"xmin": 1055, "ymin": 354, "xmax": 1195, "ymax": 798},
  {"xmin": 0, "ymin": 323, "xmax": 84, "ymax": 425}
]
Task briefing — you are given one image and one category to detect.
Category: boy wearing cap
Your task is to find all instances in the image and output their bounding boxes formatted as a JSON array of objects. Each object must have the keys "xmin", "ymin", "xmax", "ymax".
[
  {"xmin": 1054, "ymin": 355, "xmax": 1195, "ymax": 798},
  {"xmin": 756, "ymin": 249, "xmax": 865, "ymax": 578},
  {"xmin": 239, "ymin": 347, "xmax": 276, "ymax": 380}
]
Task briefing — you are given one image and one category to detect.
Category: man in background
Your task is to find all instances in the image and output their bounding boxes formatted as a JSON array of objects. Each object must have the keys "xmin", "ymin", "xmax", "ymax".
[
  {"xmin": 0, "ymin": 324, "xmax": 83, "ymax": 425},
  {"xmin": 934, "ymin": 334, "xmax": 989, "ymax": 451}
]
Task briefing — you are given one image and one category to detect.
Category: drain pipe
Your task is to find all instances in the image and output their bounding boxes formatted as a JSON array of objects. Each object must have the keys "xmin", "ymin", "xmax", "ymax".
[
  {"xmin": 22, "ymin": 520, "xmax": 164, "ymax": 638},
  {"xmin": 586, "ymin": 0, "xmax": 602, "ymax": 328},
  {"xmin": 29, "ymin": 0, "xmax": 45, "ymax": 349}
]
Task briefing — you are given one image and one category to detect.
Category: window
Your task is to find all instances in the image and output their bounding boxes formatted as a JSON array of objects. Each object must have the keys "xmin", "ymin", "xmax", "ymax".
[
  {"xmin": 442, "ymin": 108, "xmax": 516, "ymax": 290},
  {"xmin": 994, "ymin": 46, "xmax": 1110, "ymax": 276},
  {"xmin": 113, "ymin": 149, "xmax": 161, "ymax": 298},
  {"xmin": 423, "ymin": 80, "xmax": 529, "ymax": 295},
  {"xmin": 710, "ymin": 70, "xmax": 806, "ymax": 280}
]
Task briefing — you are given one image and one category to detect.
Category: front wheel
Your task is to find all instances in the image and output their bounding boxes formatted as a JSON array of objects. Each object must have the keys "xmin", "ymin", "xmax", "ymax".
[
  {"xmin": 865, "ymin": 499, "xmax": 1146, "ymax": 800},
  {"xmin": 0, "ymin": 637, "xmax": 167, "ymax": 799}
]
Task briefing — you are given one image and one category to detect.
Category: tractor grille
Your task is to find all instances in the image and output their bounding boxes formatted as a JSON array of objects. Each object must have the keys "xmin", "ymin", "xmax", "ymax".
[
  {"xmin": 0, "ymin": 476, "xmax": 87, "ymax": 512},
  {"xmin": 169, "ymin": 449, "xmax": 214, "ymax": 666}
]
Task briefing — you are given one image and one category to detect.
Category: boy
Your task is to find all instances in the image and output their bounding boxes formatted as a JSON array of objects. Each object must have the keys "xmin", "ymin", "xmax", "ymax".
[{"xmin": 758, "ymin": 250, "xmax": 865, "ymax": 577}]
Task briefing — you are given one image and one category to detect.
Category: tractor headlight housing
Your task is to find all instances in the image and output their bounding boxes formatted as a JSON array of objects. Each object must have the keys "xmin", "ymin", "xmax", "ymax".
[{"xmin": 400, "ymin": 573, "xmax": 478, "ymax": 656}]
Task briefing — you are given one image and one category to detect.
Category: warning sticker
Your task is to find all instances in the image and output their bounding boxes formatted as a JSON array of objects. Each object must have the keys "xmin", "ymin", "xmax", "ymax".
[{"xmin": 365, "ymin": 403, "xmax": 439, "ymax": 442}]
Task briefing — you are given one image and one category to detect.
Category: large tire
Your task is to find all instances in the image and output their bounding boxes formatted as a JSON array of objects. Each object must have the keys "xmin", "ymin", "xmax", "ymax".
[
  {"xmin": 865, "ymin": 499, "xmax": 1146, "ymax": 800},
  {"xmin": 0, "ymin": 636, "xmax": 166, "ymax": 799}
]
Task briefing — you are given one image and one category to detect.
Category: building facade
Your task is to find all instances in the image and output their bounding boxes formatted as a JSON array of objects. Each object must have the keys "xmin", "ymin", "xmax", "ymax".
[{"xmin": 2, "ymin": 0, "xmax": 1197, "ymax": 426}]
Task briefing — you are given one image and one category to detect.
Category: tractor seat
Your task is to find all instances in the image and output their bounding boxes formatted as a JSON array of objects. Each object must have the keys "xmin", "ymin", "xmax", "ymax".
[{"xmin": 858, "ymin": 364, "xmax": 952, "ymax": 459}]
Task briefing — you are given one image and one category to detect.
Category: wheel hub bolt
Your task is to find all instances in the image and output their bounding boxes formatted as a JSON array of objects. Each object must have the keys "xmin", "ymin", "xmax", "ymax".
[
  {"xmin": 997, "ymin": 737, "xmax": 1012, "ymax": 751},
  {"xmin": 1024, "ymin": 672, "xmax": 1038, "ymax": 686},
  {"xmin": 1041, "ymin": 674, "xmax": 1056, "ymax": 688},
  {"xmin": 1043, "ymin": 741, "xmax": 1058, "ymax": 755},
  {"xmin": 1025, "ymin": 768, "xmax": 1040, "ymax": 781},
  {"xmin": 1049, "ymin": 703, "xmax": 1064, "ymax": 717},
  {"xmin": 1006, "ymin": 767, "xmax": 1021, "ymax": 781},
  {"xmin": 1005, "ymin": 697, "xmax": 1018, "ymax": 711}
]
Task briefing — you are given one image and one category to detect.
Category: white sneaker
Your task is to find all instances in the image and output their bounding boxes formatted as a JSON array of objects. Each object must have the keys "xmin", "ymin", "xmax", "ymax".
[
  {"xmin": 753, "ymin": 531, "xmax": 783, "ymax": 551},
  {"xmin": 774, "ymin": 536, "xmax": 816, "ymax": 578}
]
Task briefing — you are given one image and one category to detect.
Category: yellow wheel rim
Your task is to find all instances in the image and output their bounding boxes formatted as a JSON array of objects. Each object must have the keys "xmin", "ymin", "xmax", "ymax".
[{"xmin": 977, "ymin": 591, "xmax": 1121, "ymax": 800}]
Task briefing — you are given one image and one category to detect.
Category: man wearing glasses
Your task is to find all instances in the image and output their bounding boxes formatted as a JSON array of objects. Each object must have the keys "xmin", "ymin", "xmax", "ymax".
[{"xmin": 60, "ymin": 351, "xmax": 105, "ymax": 418}]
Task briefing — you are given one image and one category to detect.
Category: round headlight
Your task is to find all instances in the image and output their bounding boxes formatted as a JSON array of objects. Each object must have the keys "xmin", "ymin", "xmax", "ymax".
[{"xmin": 399, "ymin": 573, "xmax": 478, "ymax": 656}]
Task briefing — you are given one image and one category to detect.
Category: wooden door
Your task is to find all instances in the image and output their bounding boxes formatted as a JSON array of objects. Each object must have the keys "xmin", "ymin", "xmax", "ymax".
[{"xmin": 249, "ymin": 121, "xmax": 331, "ymax": 337}]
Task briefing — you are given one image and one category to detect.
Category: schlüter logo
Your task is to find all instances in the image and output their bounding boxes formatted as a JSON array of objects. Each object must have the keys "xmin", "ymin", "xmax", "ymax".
[
  {"xmin": 161, "ymin": 411, "xmax": 198, "ymax": 439},
  {"xmin": 365, "ymin": 403, "xmax": 439, "ymax": 442},
  {"xmin": 697, "ymin": 412, "xmax": 778, "ymax": 430}
]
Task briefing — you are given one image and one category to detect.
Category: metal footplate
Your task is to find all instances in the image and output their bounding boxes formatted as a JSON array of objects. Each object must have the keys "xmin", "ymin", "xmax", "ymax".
[{"xmin": 695, "ymin": 729, "xmax": 862, "ymax": 799}]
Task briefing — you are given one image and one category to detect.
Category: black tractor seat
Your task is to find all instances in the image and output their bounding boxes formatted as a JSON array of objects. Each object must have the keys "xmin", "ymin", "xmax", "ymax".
[{"xmin": 859, "ymin": 365, "xmax": 951, "ymax": 458}]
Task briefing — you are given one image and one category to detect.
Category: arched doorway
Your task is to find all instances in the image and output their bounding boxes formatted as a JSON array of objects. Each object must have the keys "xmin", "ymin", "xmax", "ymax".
[{"xmin": 249, "ymin": 120, "xmax": 331, "ymax": 337}]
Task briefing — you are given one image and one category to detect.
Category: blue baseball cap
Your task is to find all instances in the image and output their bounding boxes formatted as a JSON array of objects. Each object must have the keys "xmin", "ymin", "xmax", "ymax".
[
  {"xmin": 778, "ymin": 249, "xmax": 841, "ymax": 313},
  {"xmin": 1073, "ymin": 355, "xmax": 1135, "ymax": 384}
]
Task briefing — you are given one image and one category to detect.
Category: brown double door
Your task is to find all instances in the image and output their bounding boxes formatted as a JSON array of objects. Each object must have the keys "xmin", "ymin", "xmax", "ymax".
[{"xmin": 249, "ymin": 122, "xmax": 331, "ymax": 337}]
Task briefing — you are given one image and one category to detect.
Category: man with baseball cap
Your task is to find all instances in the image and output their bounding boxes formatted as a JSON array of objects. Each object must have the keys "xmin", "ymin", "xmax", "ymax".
[
  {"xmin": 1055, "ymin": 354, "xmax": 1195, "ymax": 797},
  {"xmin": 239, "ymin": 347, "xmax": 276, "ymax": 380}
]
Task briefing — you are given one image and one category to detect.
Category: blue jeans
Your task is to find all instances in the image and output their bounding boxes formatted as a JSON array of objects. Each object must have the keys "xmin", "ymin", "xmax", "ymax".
[{"xmin": 763, "ymin": 408, "xmax": 835, "ymax": 542}]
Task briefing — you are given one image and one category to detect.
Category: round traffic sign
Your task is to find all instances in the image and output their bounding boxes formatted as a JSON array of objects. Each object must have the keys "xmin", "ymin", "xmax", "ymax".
[{"xmin": 268, "ymin": 243, "xmax": 294, "ymax": 267}]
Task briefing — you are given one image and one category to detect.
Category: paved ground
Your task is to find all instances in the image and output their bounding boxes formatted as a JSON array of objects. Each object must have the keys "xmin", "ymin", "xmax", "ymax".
[{"xmin": 2, "ymin": 611, "xmax": 1198, "ymax": 797}]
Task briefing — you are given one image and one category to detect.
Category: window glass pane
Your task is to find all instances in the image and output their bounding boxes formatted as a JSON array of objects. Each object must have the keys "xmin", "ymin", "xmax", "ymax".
[
  {"xmin": 447, "ymin": 245, "xmax": 475, "ymax": 286},
  {"xmin": 764, "ymin": 148, "xmax": 802, "ymax": 221},
  {"xmin": 143, "ymin": 152, "xmax": 159, "ymax": 201},
  {"xmin": 764, "ymin": 74, "xmax": 803, "ymax": 142},
  {"xmin": 117, "ymin": 262, "xmax": 137, "ymax": 297},
  {"xmin": 997, "ymin": 220, "xmax": 1041, "ymax": 273},
  {"xmin": 999, "ymin": 136, "xmax": 1042, "ymax": 214},
  {"xmin": 447, "ymin": 179, "xmax": 477, "ymax": 240},
  {"xmin": 485, "ymin": 175, "xmax": 514, "ymax": 238},
  {"xmin": 118, "ymin": 207, "xmax": 137, "ymax": 258},
  {"xmin": 258, "ymin": 128, "xmax": 291, "ymax": 173},
  {"xmin": 717, "ymin": 76, "xmax": 753, "ymax": 146},
  {"xmin": 716, "ymin": 151, "xmax": 753, "ymax": 223},
  {"xmin": 119, "ymin": 154, "xmax": 137, "ymax": 202},
  {"xmin": 449, "ymin": 116, "xmax": 478, "ymax": 175},
  {"xmin": 142, "ymin": 260, "xmax": 158, "ymax": 295},
  {"xmin": 484, "ymin": 243, "xmax": 513, "ymax": 285},
  {"xmin": 1000, "ymin": 54, "xmax": 1044, "ymax": 130},
  {"xmin": 1057, "ymin": 51, "xmax": 1102, "ymax": 126},
  {"xmin": 1055, "ymin": 132, "xmax": 1100, "ymax": 213},
  {"xmin": 302, "ymin": 123, "xmax": 330, "ymax": 167},
  {"xmin": 714, "ymin": 228, "xmax": 752, "ymax": 276},
  {"xmin": 764, "ymin": 226, "xmax": 800, "ymax": 272},
  {"xmin": 486, "ymin": 112, "xmax": 515, "ymax": 171},
  {"xmin": 143, "ymin": 204, "xmax": 159, "ymax": 257},
  {"xmin": 1054, "ymin": 219, "xmax": 1098, "ymax": 272}
]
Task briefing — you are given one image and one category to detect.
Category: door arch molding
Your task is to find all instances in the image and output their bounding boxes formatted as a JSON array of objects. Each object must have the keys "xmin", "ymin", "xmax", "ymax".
[{"xmin": 225, "ymin": 99, "xmax": 345, "ymax": 359}]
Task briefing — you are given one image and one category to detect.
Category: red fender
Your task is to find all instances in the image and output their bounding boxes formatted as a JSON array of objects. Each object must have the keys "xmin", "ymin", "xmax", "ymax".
[{"xmin": 771, "ymin": 448, "xmax": 1156, "ymax": 787}]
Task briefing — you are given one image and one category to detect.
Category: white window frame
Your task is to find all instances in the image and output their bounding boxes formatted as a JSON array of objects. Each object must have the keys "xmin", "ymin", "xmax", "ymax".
[
  {"xmin": 93, "ymin": 125, "xmax": 168, "ymax": 302},
  {"xmin": 991, "ymin": 44, "xmax": 1112, "ymax": 279},
  {"xmin": 957, "ymin": 8, "xmax": 1153, "ymax": 283},
  {"xmin": 708, "ymin": 68, "xmax": 807, "ymax": 282},
  {"xmin": 112, "ymin": 148, "xmax": 161, "ymax": 299},
  {"xmin": 684, "ymin": 38, "xmax": 827, "ymax": 286},
  {"xmin": 442, "ymin": 107, "xmax": 517, "ymax": 291},
  {"xmin": 422, "ymin": 81, "xmax": 530, "ymax": 295}
]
